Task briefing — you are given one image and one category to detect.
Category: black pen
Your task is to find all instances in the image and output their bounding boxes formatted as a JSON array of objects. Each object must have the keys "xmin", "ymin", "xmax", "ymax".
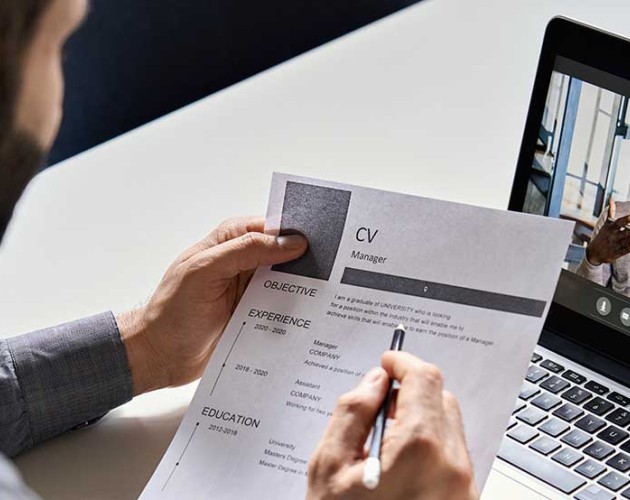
[{"xmin": 363, "ymin": 324, "xmax": 406, "ymax": 490}]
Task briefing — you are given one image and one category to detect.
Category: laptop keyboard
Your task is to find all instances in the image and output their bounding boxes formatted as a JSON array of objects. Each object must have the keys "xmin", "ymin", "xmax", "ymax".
[{"xmin": 498, "ymin": 350, "xmax": 630, "ymax": 499}]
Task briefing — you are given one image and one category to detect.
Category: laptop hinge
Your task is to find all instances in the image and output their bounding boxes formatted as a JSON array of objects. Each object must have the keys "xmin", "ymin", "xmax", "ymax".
[{"xmin": 540, "ymin": 330, "xmax": 630, "ymax": 388}]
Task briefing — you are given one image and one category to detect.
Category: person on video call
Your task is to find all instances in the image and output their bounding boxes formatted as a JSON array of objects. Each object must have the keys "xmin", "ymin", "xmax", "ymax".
[
  {"xmin": 0, "ymin": 1, "xmax": 477, "ymax": 498},
  {"xmin": 578, "ymin": 198, "xmax": 630, "ymax": 296}
]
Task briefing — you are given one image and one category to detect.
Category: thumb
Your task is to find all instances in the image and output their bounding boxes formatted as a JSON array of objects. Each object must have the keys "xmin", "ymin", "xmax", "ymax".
[
  {"xmin": 192, "ymin": 232, "xmax": 308, "ymax": 279},
  {"xmin": 318, "ymin": 368, "xmax": 388, "ymax": 461}
]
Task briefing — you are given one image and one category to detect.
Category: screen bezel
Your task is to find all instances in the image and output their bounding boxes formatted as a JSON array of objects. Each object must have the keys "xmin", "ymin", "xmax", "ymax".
[{"xmin": 508, "ymin": 16, "xmax": 630, "ymax": 368}]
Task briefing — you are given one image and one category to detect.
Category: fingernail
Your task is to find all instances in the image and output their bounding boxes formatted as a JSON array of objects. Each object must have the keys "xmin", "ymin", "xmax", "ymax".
[
  {"xmin": 363, "ymin": 367, "xmax": 383, "ymax": 384},
  {"xmin": 277, "ymin": 234, "xmax": 307, "ymax": 250}
]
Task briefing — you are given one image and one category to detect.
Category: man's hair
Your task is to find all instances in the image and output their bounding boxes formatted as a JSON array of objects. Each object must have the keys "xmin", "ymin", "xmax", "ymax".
[{"xmin": 0, "ymin": 0, "xmax": 53, "ymax": 140}]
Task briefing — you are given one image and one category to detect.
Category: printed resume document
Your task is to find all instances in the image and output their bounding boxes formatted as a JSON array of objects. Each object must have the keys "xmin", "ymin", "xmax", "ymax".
[{"xmin": 141, "ymin": 173, "xmax": 573, "ymax": 499}]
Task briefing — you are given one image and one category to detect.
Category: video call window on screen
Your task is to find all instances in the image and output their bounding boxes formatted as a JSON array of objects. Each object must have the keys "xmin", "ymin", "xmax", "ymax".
[{"xmin": 523, "ymin": 63, "xmax": 630, "ymax": 299}]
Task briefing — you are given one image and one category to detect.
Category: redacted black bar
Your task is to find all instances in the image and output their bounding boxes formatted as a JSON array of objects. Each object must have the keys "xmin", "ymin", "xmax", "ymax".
[{"xmin": 340, "ymin": 267, "xmax": 546, "ymax": 317}]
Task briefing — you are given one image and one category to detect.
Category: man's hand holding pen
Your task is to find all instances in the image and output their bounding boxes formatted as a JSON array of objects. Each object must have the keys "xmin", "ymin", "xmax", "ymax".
[{"xmin": 307, "ymin": 351, "xmax": 478, "ymax": 500}]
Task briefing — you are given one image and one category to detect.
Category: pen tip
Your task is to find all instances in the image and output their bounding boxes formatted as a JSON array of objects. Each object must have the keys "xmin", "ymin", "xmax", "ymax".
[{"xmin": 397, "ymin": 324, "xmax": 406, "ymax": 331}]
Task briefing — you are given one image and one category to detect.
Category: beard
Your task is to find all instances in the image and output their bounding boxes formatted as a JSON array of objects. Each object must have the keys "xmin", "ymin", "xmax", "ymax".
[{"xmin": 0, "ymin": 129, "xmax": 46, "ymax": 243}]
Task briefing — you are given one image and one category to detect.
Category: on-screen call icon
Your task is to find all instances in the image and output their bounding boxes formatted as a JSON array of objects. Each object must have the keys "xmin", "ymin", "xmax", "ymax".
[{"xmin": 596, "ymin": 297, "xmax": 611, "ymax": 317}]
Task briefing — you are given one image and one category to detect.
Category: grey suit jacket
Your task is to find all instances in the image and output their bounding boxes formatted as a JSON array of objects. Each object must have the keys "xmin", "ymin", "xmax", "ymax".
[{"xmin": 0, "ymin": 312, "xmax": 133, "ymax": 498}]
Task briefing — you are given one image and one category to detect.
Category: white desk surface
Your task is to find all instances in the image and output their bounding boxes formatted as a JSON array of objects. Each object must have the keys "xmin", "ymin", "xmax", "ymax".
[{"xmin": 2, "ymin": 0, "xmax": 629, "ymax": 497}]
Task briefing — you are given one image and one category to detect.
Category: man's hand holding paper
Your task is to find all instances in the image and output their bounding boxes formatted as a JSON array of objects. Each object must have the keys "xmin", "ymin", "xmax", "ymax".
[{"xmin": 117, "ymin": 217, "xmax": 308, "ymax": 395}]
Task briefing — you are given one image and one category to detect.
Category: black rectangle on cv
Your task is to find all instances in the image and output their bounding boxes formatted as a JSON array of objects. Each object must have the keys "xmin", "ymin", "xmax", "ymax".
[
  {"xmin": 341, "ymin": 267, "xmax": 546, "ymax": 317},
  {"xmin": 272, "ymin": 182, "xmax": 351, "ymax": 281}
]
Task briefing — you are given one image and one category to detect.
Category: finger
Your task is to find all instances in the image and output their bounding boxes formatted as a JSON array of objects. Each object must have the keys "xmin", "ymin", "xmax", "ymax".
[
  {"xmin": 614, "ymin": 214, "xmax": 630, "ymax": 230},
  {"xmin": 442, "ymin": 392, "xmax": 477, "ymax": 495},
  {"xmin": 611, "ymin": 228, "xmax": 630, "ymax": 248},
  {"xmin": 381, "ymin": 351, "xmax": 444, "ymax": 433},
  {"xmin": 442, "ymin": 391, "xmax": 470, "ymax": 462},
  {"xmin": 615, "ymin": 231, "xmax": 630, "ymax": 248},
  {"xmin": 318, "ymin": 368, "xmax": 389, "ymax": 461},
  {"xmin": 179, "ymin": 216, "xmax": 266, "ymax": 263},
  {"xmin": 206, "ymin": 217, "xmax": 266, "ymax": 246},
  {"xmin": 610, "ymin": 199, "xmax": 616, "ymax": 220},
  {"xmin": 188, "ymin": 231, "xmax": 308, "ymax": 279},
  {"xmin": 613, "ymin": 236, "xmax": 630, "ymax": 259},
  {"xmin": 387, "ymin": 388, "xmax": 399, "ymax": 419}
]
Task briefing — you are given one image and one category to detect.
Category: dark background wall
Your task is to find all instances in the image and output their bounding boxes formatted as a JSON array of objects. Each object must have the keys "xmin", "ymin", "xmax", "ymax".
[{"xmin": 50, "ymin": 0, "xmax": 421, "ymax": 165}]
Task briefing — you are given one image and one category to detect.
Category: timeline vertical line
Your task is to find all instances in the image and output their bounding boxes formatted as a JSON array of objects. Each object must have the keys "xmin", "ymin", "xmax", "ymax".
[
  {"xmin": 210, "ymin": 321, "xmax": 246, "ymax": 397},
  {"xmin": 161, "ymin": 422, "xmax": 200, "ymax": 491}
]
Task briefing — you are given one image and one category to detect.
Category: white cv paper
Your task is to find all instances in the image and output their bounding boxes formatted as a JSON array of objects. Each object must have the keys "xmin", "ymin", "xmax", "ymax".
[{"xmin": 141, "ymin": 173, "xmax": 573, "ymax": 499}]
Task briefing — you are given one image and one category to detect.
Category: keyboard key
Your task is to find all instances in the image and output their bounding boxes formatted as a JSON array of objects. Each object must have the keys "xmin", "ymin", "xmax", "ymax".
[
  {"xmin": 539, "ymin": 417, "xmax": 570, "ymax": 437},
  {"xmin": 563, "ymin": 387, "xmax": 592, "ymax": 405},
  {"xmin": 507, "ymin": 425, "xmax": 539, "ymax": 444},
  {"xmin": 622, "ymin": 486, "xmax": 630, "ymax": 498},
  {"xmin": 531, "ymin": 353, "xmax": 542, "ymax": 363},
  {"xmin": 526, "ymin": 365, "xmax": 549, "ymax": 383},
  {"xmin": 529, "ymin": 436, "xmax": 561, "ymax": 455},
  {"xmin": 622, "ymin": 440, "xmax": 630, "ymax": 453},
  {"xmin": 497, "ymin": 439, "xmax": 586, "ymax": 494},
  {"xmin": 541, "ymin": 376, "xmax": 570, "ymax": 394},
  {"xmin": 563, "ymin": 370, "xmax": 586, "ymax": 384},
  {"xmin": 554, "ymin": 403, "xmax": 584, "ymax": 422},
  {"xmin": 607, "ymin": 392, "xmax": 630, "ymax": 406},
  {"xmin": 517, "ymin": 406, "xmax": 547, "ymax": 426},
  {"xmin": 513, "ymin": 400, "xmax": 526, "ymax": 414},
  {"xmin": 519, "ymin": 383, "xmax": 541, "ymax": 400},
  {"xmin": 584, "ymin": 397, "xmax": 614, "ymax": 416},
  {"xmin": 540, "ymin": 359, "xmax": 564, "ymax": 373},
  {"xmin": 576, "ymin": 485, "xmax": 615, "ymax": 500},
  {"xmin": 561, "ymin": 429, "xmax": 592, "ymax": 449},
  {"xmin": 585, "ymin": 381, "xmax": 609, "ymax": 396},
  {"xmin": 552, "ymin": 447, "xmax": 583, "ymax": 467},
  {"xmin": 605, "ymin": 452, "xmax": 630, "ymax": 472},
  {"xmin": 575, "ymin": 459, "xmax": 606, "ymax": 479},
  {"xmin": 575, "ymin": 415, "xmax": 606, "ymax": 434},
  {"xmin": 598, "ymin": 470, "xmax": 630, "ymax": 492},
  {"xmin": 584, "ymin": 441, "xmax": 615, "ymax": 460},
  {"xmin": 597, "ymin": 425, "xmax": 629, "ymax": 445},
  {"xmin": 605, "ymin": 408, "xmax": 630, "ymax": 426},
  {"xmin": 575, "ymin": 484, "xmax": 615, "ymax": 500},
  {"xmin": 531, "ymin": 393, "xmax": 562, "ymax": 411}
]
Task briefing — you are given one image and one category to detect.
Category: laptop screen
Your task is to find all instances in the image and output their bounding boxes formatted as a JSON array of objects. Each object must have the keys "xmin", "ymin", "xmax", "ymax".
[{"xmin": 519, "ymin": 55, "xmax": 630, "ymax": 338}]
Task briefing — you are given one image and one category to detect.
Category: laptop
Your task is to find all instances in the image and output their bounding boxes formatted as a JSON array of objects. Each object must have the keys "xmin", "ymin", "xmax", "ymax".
[{"xmin": 486, "ymin": 17, "xmax": 630, "ymax": 500}]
